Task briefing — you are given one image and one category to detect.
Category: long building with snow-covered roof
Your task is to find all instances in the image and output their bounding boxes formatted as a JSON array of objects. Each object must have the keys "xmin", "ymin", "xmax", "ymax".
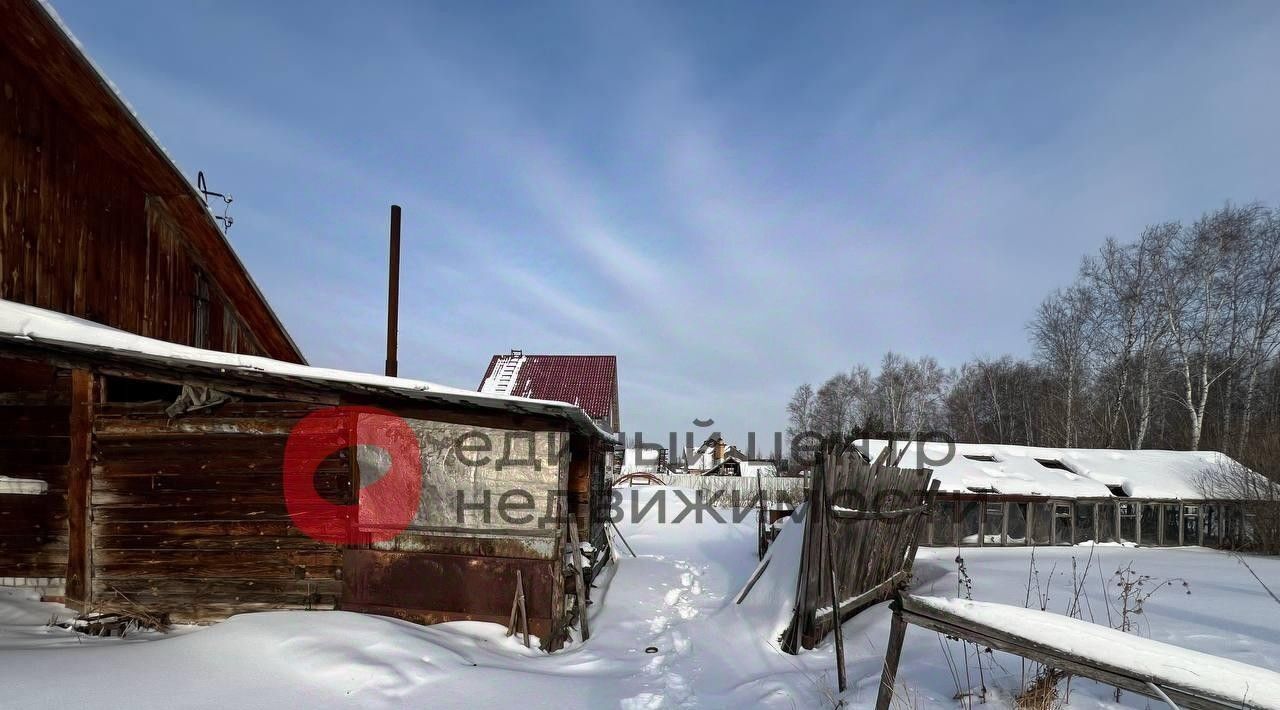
[{"xmin": 852, "ymin": 439, "xmax": 1265, "ymax": 548}]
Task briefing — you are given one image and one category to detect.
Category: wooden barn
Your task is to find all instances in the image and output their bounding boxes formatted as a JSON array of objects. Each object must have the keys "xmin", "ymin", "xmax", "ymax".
[
  {"xmin": 1, "ymin": 0, "xmax": 304, "ymax": 606},
  {"xmin": 0, "ymin": 301, "xmax": 614, "ymax": 650},
  {"xmin": 0, "ymin": 0, "xmax": 613, "ymax": 650}
]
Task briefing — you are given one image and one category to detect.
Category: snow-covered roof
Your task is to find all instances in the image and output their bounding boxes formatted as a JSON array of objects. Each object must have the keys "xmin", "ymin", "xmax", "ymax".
[
  {"xmin": 738, "ymin": 461, "xmax": 779, "ymax": 479},
  {"xmin": 855, "ymin": 439, "xmax": 1248, "ymax": 499},
  {"xmin": 0, "ymin": 299, "xmax": 614, "ymax": 440},
  {"xmin": 684, "ymin": 446, "xmax": 715, "ymax": 471}
]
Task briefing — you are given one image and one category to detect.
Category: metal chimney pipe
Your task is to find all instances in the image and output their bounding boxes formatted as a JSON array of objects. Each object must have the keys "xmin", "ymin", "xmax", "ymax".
[{"xmin": 385, "ymin": 204, "xmax": 401, "ymax": 377}]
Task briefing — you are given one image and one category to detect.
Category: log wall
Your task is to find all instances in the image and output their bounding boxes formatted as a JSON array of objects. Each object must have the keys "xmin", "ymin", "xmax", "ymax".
[
  {"xmin": 89, "ymin": 400, "xmax": 349, "ymax": 621},
  {"xmin": 0, "ymin": 360, "xmax": 69, "ymax": 582}
]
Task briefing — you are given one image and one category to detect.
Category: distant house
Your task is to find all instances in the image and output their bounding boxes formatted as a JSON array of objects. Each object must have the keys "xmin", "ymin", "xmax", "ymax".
[
  {"xmin": 705, "ymin": 459, "xmax": 780, "ymax": 478},
  {"xmin": 684, "ymin": 433, "xmax": 752, "ymax": 475},
  {"xmin": 478, "ymin": 350, "xmax": 620, "ymax": 433}
]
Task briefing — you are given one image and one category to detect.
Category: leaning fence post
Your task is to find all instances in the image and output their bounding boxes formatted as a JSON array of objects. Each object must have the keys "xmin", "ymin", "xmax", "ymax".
[
  {"xmin": 875, "ymin": 594, "xmax": 909, "ymax": 710},
  {"xmin": 568, "ymin": 518, "xmax": 590, "ymax": 641},
  {"xmin": 905, "ymin": 479, "xmax": 942, "ymax": 578},
  {"xmin": 824, "ymin": 480, "xmax": 847, "ymax": 693},
  {"xmin": 757, "ymin": 465, "xmax": 767, "ymax": 560}
]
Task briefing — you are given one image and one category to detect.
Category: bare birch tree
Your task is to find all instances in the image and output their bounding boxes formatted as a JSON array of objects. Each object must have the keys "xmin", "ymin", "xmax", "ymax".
[
  {"xmin": 785, "ymin": 383, "xmax": 815, "ymax": 441},
  {"xmin": 1236, "ymin": 210, "xmax": 1280, "ymax": 452},
  {"xmin": 787, "ymin": 201, "xmax": 1280, "ymax": 473},
  {"xmin": 1030, "ymin": 285, "xmax": 1096, "ymax": 447},
  {"xmin": 1156, "ymin": 205, "xmax": 1256, "ymax": 450}
]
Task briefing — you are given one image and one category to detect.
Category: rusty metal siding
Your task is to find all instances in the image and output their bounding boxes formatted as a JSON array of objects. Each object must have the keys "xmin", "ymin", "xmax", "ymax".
[
  {"xmin": 342, "ymin": 549, "xmax": 558, "ymax": 639},
  {"xmin": 0, "ymin": 43, "xmax": 271, "ymax": 359}
]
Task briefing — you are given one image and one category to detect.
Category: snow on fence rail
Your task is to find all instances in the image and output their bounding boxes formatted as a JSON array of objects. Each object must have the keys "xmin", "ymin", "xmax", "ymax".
[
  {"xmin": 876, "ymin": 594, "xmax": 1280, "ymax": 710},
  {"xmin": 658, "ymin": 473, "xmax": 809, "ymax": 507}
]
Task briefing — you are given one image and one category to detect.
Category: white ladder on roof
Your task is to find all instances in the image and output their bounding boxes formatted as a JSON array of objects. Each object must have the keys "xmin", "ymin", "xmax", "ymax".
[{"xmin": 491, "ymin": 354, "xmax": 523, "ymax": 394}]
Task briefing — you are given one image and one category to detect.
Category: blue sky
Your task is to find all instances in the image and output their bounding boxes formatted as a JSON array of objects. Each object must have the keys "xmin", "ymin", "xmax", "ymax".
[{"xmin": 51, "ymin": 1, "xmax": 1280, "ymax": 450}]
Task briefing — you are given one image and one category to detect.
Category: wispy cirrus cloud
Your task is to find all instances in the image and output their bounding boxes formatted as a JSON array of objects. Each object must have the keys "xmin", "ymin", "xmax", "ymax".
[{"xmin": 49, "ymin": 0, "xmax": 1280, "ymax": 447}]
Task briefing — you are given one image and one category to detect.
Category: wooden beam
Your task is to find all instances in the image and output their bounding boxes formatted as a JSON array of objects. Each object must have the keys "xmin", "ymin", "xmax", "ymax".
[
  {"xmin": 65, "ymin": 368, "xmax": 95, "ymax": 607},
  {"xmin": 1116, "ymin": 502, "xmax": 1123, "ymax": 545},
  {"xmin": 952, "ymin": 499, "xmax": 961, "ymax": 547},
  {"xmin": 977, "ymin": 502, "xmax": 985, "ymax": 548},
  {"xmin": 829, "ymin": 502, "xmax": 929, "ymax": 520},
  {"xmin": 906, "ymin": 481, "xmax": 942, "ymax": 569},
  {"xmin": 896, "ymin": 595, "xmax": 1253, "ymax": 710},
  {"xmin": 874, "ymin": 601, "xmax": 909, "ymax": 710},
  {"xmin": 823, "ymin": 489, "xmax": 847, "ymax": 692},
  {"xmin": 568, "ymin": 517, "xmax": 589, "ymax": 641}
]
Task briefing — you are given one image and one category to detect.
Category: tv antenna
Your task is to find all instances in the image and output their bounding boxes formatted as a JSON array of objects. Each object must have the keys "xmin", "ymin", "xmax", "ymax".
[{"xmin": 197, "ymin": 170, "xmax": 234, "ymax": 233}]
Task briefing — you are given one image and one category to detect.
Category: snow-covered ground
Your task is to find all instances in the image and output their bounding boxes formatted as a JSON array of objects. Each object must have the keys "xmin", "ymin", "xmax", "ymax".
[{"xmin": 1, "ymin": 487, "xmax": 1277, "ymax": 708}]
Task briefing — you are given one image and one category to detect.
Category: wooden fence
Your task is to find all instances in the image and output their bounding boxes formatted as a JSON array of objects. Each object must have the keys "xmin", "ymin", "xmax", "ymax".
[{"xmin": 782, "ymin": 448, "xmax": 938, "ymax": 658}]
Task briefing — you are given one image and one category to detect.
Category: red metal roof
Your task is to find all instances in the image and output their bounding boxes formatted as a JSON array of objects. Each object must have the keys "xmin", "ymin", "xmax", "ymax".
[{"xmin": 479, "ymin": 354, "xmax": 618, "ymax": 425}]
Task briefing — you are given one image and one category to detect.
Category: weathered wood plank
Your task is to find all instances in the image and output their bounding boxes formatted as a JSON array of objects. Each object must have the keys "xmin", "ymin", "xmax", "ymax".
[
  {"xmin": 65, "ymin": 368, "xmax": 92, "ymax": 605},
  {"xmin": 895, "ymin": 594, "xmax": 1273, "ymax": 710},
  {"xmin": 93, "ymin": 416, "xmax": 300, "ymax": 438},
  {"xmin": 92, "ymin": 577, "xmax": 342, "ymax": 598},
  {"xmin": 92, "ymin": 471, "xmax": 350, "ymax": 496},
  {"xmin": 91, "ymin": 519, "xmax": 343, "ymax": 539},
  {"xmin": 91, "ymin": 504, "xmax": 334, "ymax": 522},
  {"xmin": 787, "ymin": 449, "xmax": 935, "ymax": 653},
  {"xmin": 96, "ymin": 559, "xmax": 341, "ymax": 580},
  {"xmin": 93, "ymin": 454, "xmax": 346, "ymax": 477},
  {"xmin": 0, "ymin": 404, "xmax": 71, "ymax": 435},
  {"xmin": 94, "ymin": 534, "xmax": 341, "ymax": 552}
]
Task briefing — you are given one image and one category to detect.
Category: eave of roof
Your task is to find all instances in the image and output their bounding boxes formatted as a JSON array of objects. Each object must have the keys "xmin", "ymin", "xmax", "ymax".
[{"xmin": 0, "ymin": 299, "xmax": 615, "ymax": 441}]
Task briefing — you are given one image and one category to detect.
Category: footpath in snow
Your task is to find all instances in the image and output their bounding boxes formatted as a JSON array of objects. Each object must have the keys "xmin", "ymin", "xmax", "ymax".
[{"xmin": 1, "ymin": 486, "xmax": 1278, "ymax": 708}]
